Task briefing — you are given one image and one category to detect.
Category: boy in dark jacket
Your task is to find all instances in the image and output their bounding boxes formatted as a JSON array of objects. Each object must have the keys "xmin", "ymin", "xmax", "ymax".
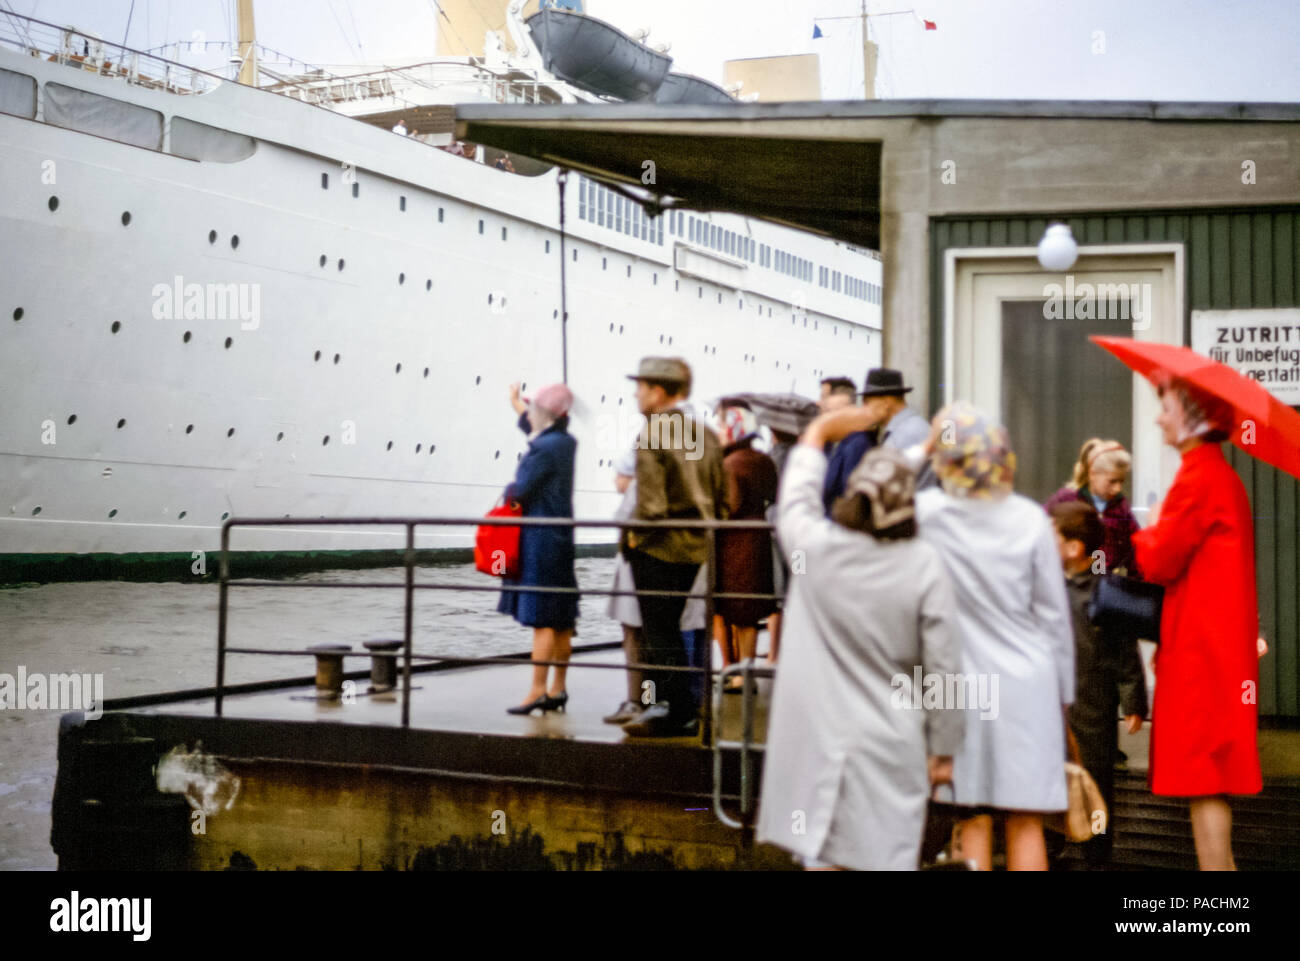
[{"xmin": 1049, "ymin": 500, "xmax": 1149, "ymax": 867}]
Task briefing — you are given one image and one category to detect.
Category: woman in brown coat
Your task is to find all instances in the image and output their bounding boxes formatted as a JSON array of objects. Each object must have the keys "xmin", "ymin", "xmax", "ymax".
[{"xmin": 714, "ymin": 407, "xmax": 779, "ymax": 690}]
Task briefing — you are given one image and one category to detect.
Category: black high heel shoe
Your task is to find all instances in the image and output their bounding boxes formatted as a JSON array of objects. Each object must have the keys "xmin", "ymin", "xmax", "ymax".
[
  {"xmin": 506, "ymin": 693, "xmax": 550, "ymax": 716},
  {"xmin": 542, "ymin": 691, "xmax": 568, "ymax": 713}
]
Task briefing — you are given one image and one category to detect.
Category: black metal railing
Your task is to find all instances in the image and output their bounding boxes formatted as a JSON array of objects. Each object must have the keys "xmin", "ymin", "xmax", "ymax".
[{"xmin": 216, "ymin": 514, "xmax": 783, "ymax": 749}]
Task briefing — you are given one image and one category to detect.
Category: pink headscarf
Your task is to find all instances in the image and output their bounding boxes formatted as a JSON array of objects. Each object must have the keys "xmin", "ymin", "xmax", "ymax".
[{"xmin": 530, "ymin": 383, "xmax": 573, "ymax": 418}]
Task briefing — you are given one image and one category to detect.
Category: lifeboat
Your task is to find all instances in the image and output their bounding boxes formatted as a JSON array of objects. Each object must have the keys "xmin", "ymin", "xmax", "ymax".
[
  {"xmin": 654, "ymin": 72, "xmax": 734, "ymax": 105},
  {"xmin": 525, "ymin": 5, "xmax": 672, "ymax": 102}
]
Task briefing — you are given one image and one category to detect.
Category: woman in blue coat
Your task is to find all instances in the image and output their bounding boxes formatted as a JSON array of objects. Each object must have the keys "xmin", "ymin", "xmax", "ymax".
[{"xmin": 501, "ymin": 382, "xmax": 580, "ymax": 715}]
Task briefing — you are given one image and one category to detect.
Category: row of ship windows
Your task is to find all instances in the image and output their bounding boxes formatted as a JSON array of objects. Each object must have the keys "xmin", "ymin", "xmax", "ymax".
[{"xmin": 576, "ymin": 177, "xmax": 879, "ymax": 302}]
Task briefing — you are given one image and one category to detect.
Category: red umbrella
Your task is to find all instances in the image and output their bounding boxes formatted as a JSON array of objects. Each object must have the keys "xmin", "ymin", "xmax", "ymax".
[{"xmin": 1090, "ymin": 335, "xmax": 1300, "ymax": 481}]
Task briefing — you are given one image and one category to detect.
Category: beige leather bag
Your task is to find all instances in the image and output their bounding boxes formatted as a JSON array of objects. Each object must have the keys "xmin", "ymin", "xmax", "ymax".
[{"xmin": 1048, "ymin": 761, "xmax": 1109, "ymax": 843}]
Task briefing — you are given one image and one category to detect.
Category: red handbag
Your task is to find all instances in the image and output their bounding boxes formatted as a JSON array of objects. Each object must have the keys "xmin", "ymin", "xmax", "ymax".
[{"xmin": 475, "ymin": 498, "xmax": 523, "ymax": 578}]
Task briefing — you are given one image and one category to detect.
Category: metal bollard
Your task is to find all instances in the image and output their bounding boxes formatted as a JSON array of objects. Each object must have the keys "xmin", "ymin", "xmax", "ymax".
[
  {"xmin": 363, "ymin": 639, "xmax": 402, "ymax": 693},
  {"xmin": 308, "ymin": 643, "xmax": 350, "ymax": 697}
]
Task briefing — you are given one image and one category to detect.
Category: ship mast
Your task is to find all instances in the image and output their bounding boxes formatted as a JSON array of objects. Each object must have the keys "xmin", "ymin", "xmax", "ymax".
[{"xmin": 236, "ymin": 0, "xmax": 258, "ymax": 87}]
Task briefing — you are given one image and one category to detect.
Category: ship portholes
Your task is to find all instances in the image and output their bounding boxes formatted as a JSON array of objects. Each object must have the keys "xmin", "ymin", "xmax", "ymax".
[
  {"xmin": 321, "ymin": 173, "xmax": 329, "ymax": 189},
  {"xmin": 108, "ymin": 509, "xmax": 118, "ymax": 518},
  {"xmin": 224, "ymin": 337, "xmax": 233, "ymax": 349},
  {"xmin": 319, "ymin": 255, "xmax": 327, "ymax": 268},
  {"xmin": 338, "ymin": 259, "xmax": 345, "ymax": 271},
  {"xmin": 48, "ymin": 196, "xmax": 58, "ymax": 212},
  {"xmin": 602, "ymin": 257, "xmax": 607, "ymax": 271},
  {"xmin": 227, "ymin": 427, "xmax": 236, "ymax": 437},
  {"xmin": 478, "ymin": 220, "xmax": 484, "ymax": 235},
  {"xmin": 431, "ymin": 444, "xmax": 436, "ymax": 453},
  {"xmin": 116, "ymin": 418, "xmax": 126, "ymax": 429},
  {"xmin": 674, "ymin": 280, "xmax": 679, "ymax": 292},
  {"xmin": 333, "ymin": 353, "xmax": 340, "ymax": 364},
  {"xmin": 717, "ymin": 293, "xmax": 722, "ymax": 304},
  {"xmin": 386, "ymin": 441, "xmax": 393, "ymax": 451},
  {"xmin": 322, "ymin": 435, "xmax": 330, "ymax": 445},
  {"xmin": 111, "ymin": 321, "xmax": 121, "ymax": 334},
  {"xmin": 619, "ymin": 325, "xmax": 624, "ymax": 334},
  {"xmin": 222, "ymin": 512, "xmax": 230, "ymax": 521},
  {"xmin": 395, "ymin": 363, "xmax": 402, "ymax": 373},
  {"xmin": 208, "ymin": 230, "xmax": 217, "ymax": 244},
  {"xmin": 609, "ymin": 323, "xmax": 614, "ymax": 332},
  {"xmin": 351, "ymin": 183, "xmax": 359, "ymax": 199},
  {"xmin": 185, "ymin": 424, "xmax": 194, "ymax": 434},
  {"xmin": 425, "ymin": 279, "xmax": 432, "ymax": 291},
  {"xmin": 416, "ymin": 444, "xmax": 422, "ymax": 453},
  {"xmin": 626, "ymin": 265, "xmax": 631, "ymax": 278},
  {"xmin": 178, "ymin": 511, "xmax": 188, "ymax": 519},
  {"xmin": 12, "ymin": 308, "xmax": 23, "ymax": 322},
  {"xmin": 438, "ymin": 207, "xmax": 444, "ymax": 222},
  {"xmin": 653, "ymin": 273, "xmax": 658, "ymax": 285},
  {"xmin": 572, "ymin": 249, "xmax": 577, "ymax": 262},
  {"xmin": 494, "ymin": 450, "xmax": 500, "ymax": 460},
  {"xmin": 276, "ymin": 431, "xmax": 284, "ymax": 441},
  {"xmin": 697, "ymin": 287, "xmax": 702, "ymax": 299},
  {"xmin": 398, "ymin": 273, "xmax": 405, "ymax": 285},
  {"xmin": 183, "ymin": 331, "xmax": 192, "ymax": 343},
  {"xmin": 475, "ymin": 375, "xmax": 481, "ymax": 385},
  {"xmin": 230, "ymin": 235, "xmax": 240, "ymax": 250},
  {"xmin": 121, "ymin": 211, "xmax": 131, "ymax": 226},
  {"xmin": 67, "ymin": 414, "xmax": 76, "ymax": 425},
  {"xmin": 423, "ymin": 367, "xmax": 429, "ymax": 378},
  {"xmin": 399, "ymin": 196, "xmax": 406, "ymax": 211},
  {"xmin": 31, "ymin": 506, "xmax": 41, "ymax": 516},
  {"xmin": 501, "ymin": 226, "xmax": 507, "ymax": 241},
  {"xmin": 545, "ymin": 240, "xmax": 551, "ymax": 253}
]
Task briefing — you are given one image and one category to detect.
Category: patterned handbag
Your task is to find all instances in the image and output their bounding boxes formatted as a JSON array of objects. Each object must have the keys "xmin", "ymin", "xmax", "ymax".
[
  {"xmin": 1086, "ymin": 573, "xmax": 1164, "ymax": 643},
  {"xmin": 474, "ymin": 498, "xmax": 522, "ymax": 578}
]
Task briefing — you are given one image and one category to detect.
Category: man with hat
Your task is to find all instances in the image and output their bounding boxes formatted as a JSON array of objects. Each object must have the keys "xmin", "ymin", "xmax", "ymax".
[
  {"xmin": 826, "ymin": 369, "xmax": 936, "ymax": 506},
  {"xmin": 619, "ymin": 357, "xmax": 728, "ymax": 737}
]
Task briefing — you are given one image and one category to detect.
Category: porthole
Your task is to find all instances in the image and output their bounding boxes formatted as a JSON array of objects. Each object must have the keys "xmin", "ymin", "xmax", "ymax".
[
  {"xmin": 116, "ymin": 418, "xmax": 126, "ymax": 429},
  {"xmin": 545, "ymin": 240, "xmax": 551, "ymax": 253},
  {"xmin": 431, "ymin": 444, "xmax": 436, "ymax": 453},
  {"xmin": 183, "ymin": 330, "xmax": 192, "ymax": 343},
  {"xmin": 602, "ymin": 257, "xmax": 607, "ymax": 270},
  {"xmin": 227, "ymin": 427, "xmax": 235, "ymax": 437},
  {"xmin": 600, "ymin": 394, "xmax": 606, "ymax": 403},
  {"xmin": 653, "ymin": 273, "xmax": 658, "ymax": 285},
  {"xmin": 314, "ymin": 350, "xmax": 321, "ymax": 361},
  {"xmin": 352, "ymin": 183, "xmax": 359, "ymax": 198},
  {"xmin": 423, "ymin": 367, "xmax": 429, "ymax": 377},
  {"xmin": 276, "ymin": 431, "xmax": 284, "ymax": 441},
  {"xmin": 338, "ymin": 259, "xmax": 345, "ymax": 271},
  {"xmin": 322, "ymin": 435, "xmax": 329, "ymax": 445},
  {"xmin": 698, "ymin": 287, "xmax": 702, "ymax": 299},
  {"xmin": 221, "ymin": 512, "xmax": 230, "ymax": 521},
  {"xmin": 626, "ymin": 265, "xmax": 631, "ymax": 277},
  {"xmin": 475, "ymin": 375, "xmax": 481, "ymax": 385},
  {"xmin": 425, "ymin": 279, "xmax": 432, "ymax": 291},
  {"xmin": 717, "ymin": 293, "xmax": 722, "ymax": 304},
  {"xmin": 659, "ymin": 335, "xmax": 664, "ymax": 344},
  {"xmin": 319, "ymin": 255, "xmax": 327, "ymax": 267},
  {"xmin": 121, "ymin": 211, "xmax": 131, "ymax": 226},
  {"xmin": 609, "ymin": 323, "xmax": 614, "ymax": 332},
  {"xmin": 494, "ymin": 450, "xmax": 500, "ymax": 459},
  {"xmin": 572, "ymin": 249, "xmax": 577, "ymax": 262},
  {"xmin": 399, "ymin": 196, "xmax": 406, "ymax": 211},
  {"xmin": 487, "ymin": 293, "xmax": 493, "ymax": 305},
  {"xmin": 619, "ymin": 325, "xmax": 623, "ymax": 333},
  {"xmin": 108, "ymin": 509, "xmax": 118, "ymax": 518},
  {"xmin": 386, "ymin": 441, "xmax": 393, "ymax": 451},
  {"xmin": 333, "ymin": 353, "xmax": 340, "ymax": 364},
  {"xmin": 668, "ymin": 337, "xmax": 673, "ymax": 345},
  {"xmin": 48, "ymin": 196, "xmax": 58, "ymax": 212},
  {"xmin": 111, "ymin": 321, "xmax": 121, "ymax": 333},
  {"xmin": 395, "ymin": 363, "xmax": 402, "ymax": 373},
  {"xmin": 12, "ymin": 308, "xmax": 22, "ymax": 321},
  {"xmin": 230, "ymin": 235, "xmax": 239, "ymax": 249},
  {"xmin": 185, "ymin": 424, "xmax": 194, "ymax": 434},
  {"xmin": 501, "ymin": 226, "xmax": 507, "ymax": 241},
  {"xmin": 398, "ymin": 273, "xmax": 405, "ymax": 285},
  {"xmin": 208, "ymin": 230, "xmax": 217, "ymax": 244},
  {"xmin": 224, "ymin": 336, "xmax": 233, "ymax": 348},
  {"xmin": 66, "ymin": 414, "xmax": 76, "ymax": 425},
  {"xmin": 438, "ymin": 207, "xmax": 444, "ymax": 222},
  {"xmin": 321, "ymin": 172, "xmax": 329, "ymax": 189},
  {"xmin": 478, "ymin": 220, "xmax": 484, "ymax": 234},
  {"xmin": 178, "ymin": 510, "xmax": 188, "ymax": 519},
  {"xmin": 31, "ymin": 506, "xmax": 41, "ymax": 516},
  {"xmin": 416, "ymin": 443, "xmax": 422, "ymax": 453}
]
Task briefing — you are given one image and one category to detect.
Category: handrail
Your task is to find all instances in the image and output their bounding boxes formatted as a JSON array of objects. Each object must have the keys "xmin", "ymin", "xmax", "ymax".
[{"xmin": 216, "ymin": 514, "xmax": 783, "ymax": 754}]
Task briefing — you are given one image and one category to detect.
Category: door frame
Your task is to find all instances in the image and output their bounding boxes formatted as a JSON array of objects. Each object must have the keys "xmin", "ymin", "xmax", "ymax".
[{"xmin": 941, "ymin": 243, "xmax": 1185, "ymax": 518}]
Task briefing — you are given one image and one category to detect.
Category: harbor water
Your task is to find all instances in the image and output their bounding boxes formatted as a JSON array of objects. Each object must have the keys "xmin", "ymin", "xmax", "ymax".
[{"xmin": 0, "ymin": 557, "xmax": 621, "ymax": 870}]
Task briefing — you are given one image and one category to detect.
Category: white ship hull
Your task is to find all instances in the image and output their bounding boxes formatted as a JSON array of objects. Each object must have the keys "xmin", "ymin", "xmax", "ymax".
[{"xmin": 0, "ymin": 44, "xmax": 881, "ymax": 575}]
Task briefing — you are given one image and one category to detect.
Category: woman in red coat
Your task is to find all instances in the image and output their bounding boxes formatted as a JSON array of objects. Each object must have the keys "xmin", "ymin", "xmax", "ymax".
[{"xmin": 1131, "ymin": 377, "xmax": 1261, "ymax": 870}]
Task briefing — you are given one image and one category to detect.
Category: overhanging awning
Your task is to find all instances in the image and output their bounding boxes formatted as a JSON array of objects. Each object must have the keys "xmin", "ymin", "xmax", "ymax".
[{"xmin": 456, "ymin": 100, "xmax": 883, "ymax": 248}]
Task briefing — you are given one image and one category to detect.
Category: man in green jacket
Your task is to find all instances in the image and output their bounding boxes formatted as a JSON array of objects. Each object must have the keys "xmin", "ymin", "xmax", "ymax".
[{"xmin": 621, "ymin": 357, "xmax": 728, "ymax": 737}]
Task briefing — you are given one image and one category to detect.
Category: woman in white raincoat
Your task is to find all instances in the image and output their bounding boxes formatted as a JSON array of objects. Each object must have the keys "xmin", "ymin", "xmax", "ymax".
[{"xmin": 756, "ymin": 408, "xmax": 962, "ymax": 870}]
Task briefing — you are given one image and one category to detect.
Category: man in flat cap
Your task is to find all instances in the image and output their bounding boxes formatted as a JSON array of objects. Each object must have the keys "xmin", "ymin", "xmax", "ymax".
[{"xmin": 620, "ymin": 357, "xmax": 727, "ymax": 737}]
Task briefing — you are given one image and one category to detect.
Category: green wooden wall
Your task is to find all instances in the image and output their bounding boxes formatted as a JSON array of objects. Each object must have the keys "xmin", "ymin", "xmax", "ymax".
[{"xmin": 930, "ymin": 206, "xmax": 1300, "ymax": 720}]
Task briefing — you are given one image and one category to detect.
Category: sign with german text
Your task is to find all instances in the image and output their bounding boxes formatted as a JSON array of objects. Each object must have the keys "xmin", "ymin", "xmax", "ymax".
[{"xmin": 1191, "ymin": 308, "xmax": 1300, "ymax": 406}]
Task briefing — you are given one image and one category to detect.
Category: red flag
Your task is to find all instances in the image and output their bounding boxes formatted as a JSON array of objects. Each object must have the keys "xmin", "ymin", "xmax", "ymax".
[{"xmin": 923, "ymin": 19, "xmax": 937, "ymax": 30}]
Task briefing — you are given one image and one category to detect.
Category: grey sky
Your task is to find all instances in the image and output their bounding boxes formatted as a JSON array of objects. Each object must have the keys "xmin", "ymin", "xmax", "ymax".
[{"xmin": 4, "ymin": 0, "xmax": 1298, "ymax": 101}]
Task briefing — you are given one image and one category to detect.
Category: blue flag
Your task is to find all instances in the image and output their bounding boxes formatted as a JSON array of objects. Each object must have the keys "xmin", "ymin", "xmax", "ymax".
[{"xmin": 812, "ymin": 24, "xmax": 823, "ymax": 38}]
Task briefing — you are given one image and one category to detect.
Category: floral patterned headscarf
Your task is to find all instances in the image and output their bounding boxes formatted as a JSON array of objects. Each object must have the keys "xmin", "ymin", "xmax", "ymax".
[{"xmin": 931, "ymin": 401, "xmax": 1016, "ymax": 499}]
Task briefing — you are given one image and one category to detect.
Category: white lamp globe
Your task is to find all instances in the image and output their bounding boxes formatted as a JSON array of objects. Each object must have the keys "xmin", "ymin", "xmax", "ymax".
[{"xmin": 1037, "ymin": 222, "xmax": 1078, "ymax": 271}]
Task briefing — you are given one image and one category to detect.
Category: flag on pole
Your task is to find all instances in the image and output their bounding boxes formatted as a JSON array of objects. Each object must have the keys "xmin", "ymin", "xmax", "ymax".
[
  {"xmin": 915, "ymin": 13, "xmax": 937, "ymax": 30},
  {"xmin": 812, "ymin": 23, "xmax": 824, "ymax": 39}
]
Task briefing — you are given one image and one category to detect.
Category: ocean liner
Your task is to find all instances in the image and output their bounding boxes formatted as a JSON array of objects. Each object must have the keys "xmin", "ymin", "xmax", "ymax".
[{"xmin": 0, "ymin": 1, "xmax": 883, "ymax": 578}]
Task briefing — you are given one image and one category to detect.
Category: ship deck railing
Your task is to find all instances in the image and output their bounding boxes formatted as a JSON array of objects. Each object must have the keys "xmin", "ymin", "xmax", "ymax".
[{"xmin": 213, "ymin": 513, "xmax": 780, "ymax": 827}]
